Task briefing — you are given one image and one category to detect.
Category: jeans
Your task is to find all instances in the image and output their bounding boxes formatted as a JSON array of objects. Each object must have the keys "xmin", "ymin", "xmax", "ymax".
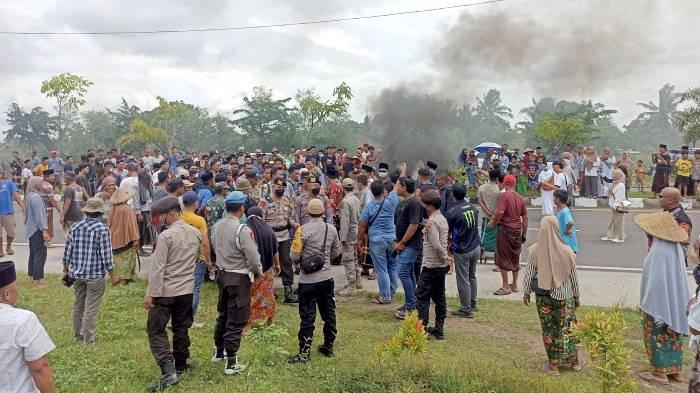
[
  {"xmin": 147, "ymin": 294, "xmax": 193, "ymax": 367},
  {"xmin": 72, "ymin": 277, "xmax": 106, "ymax": 344},
  {"xmin": 192, "ymin": 260, "xmax": 207, "ymax": 316},
  {"xmin": 454, "ymin": 248, "xmax": 480, "ymax": 313},
  {"xmin": 369, "ymin": 239, "xmax": 397, "ymax": 302},
  {"xmin": 396, "ymin": 246, "xmax": 419, "ymax": 310},
  {"xmin": 298, "ymin": 278, "xmax": 336, "ymax": 351},
  {"xmin": 28, "ymin": 230, "xmax": 47, "ymax": 280}
]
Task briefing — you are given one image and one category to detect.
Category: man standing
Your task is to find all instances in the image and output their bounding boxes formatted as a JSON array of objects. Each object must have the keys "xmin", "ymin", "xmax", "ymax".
[
  {"xmin": 358, "ymin": 179, "xmax": 400, "ymax": 305},
  {"xmin": 0, "ymin": 170, "xmax": 23, "ymax": 256},
  {"xmin": 538, "ymin": 163, "xmax": 558, "ymax": 216},
  {"xmin": 478, "ymin": 170, "xmax": 501, "ymax": 259},
  {"xmin": 180, "ymin": 191, "xmax": 211, "ymax": 326},
  {"xmin": 145, "ymin": 196, "xmax": 201, "ymax": 391},
  {"xmin": 211, "ymin": 191, "xmax": 263, "ymax": 374},
  {"xmin": 285, "ymin": 165, "xmax": 301, "ymax": 198},
  {"xmin": 651, "ymin": 144, "xmax": 672, "ymax": 198},
  {"xmin": 600, "ymin": 147, "xmax": 616, "ymax": 193},
  {"xmin": 196, "ymin": 172, "xmax": 215, "ymax": 213},
  {"xmin": 47, "ymin": 151, "xmax": 64, "ymax": 187},
  {"xmin": 264, "ymin": 177, "xmax": 299, "ymax": 304},
  {"xmin": 288, "ymin": 199, "xmax": 341, "ymax": 363},
  {"xmin": 60, "ymin": 172, "xmax": 85, "ymax": 232},
  {"xmin": 295, "ymin": 176, "xmax": 333, "ymax": 226},
  {"xmin": 488, "ymin": 175, "xmax": 528, "ymax": 296},
  {"xmin": 446, "ymin": 185, "xmax": 480, "ymax": 319},
  {"xmin": 657, "ymin": 187, "xmax": 692, "ymax": 256},
  {"xmin": 63, "ymin": 198, "xmax": 117, "ymax": 345},
  {"xmin": 393, "ymin": 177, "xmax": 423, "ymax": 319},
  {"xmin": 337, "ymin": 178, "xmax": 362, "ymax": 296},
  {"xmin": 119, "ymin": 163, "xmax": 143, "ymax": 222},
  {"xmin": 0, "ymin": 261, "xmax": 57, "ymax": 393}
]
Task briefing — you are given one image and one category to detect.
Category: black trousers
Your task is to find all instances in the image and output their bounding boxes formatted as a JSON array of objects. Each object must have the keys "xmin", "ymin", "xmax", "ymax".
[
  {"xmin": 214, "ymin": 272, "xmax": 251, "ymax": 355},
  {"xmin": 147, "ymin": 294, "xmax": 193, "ymax": 366},
  {"xmin": 298, "ymin": 278, "xmax": 336, "ymax": 350},
  {"xmin": 413, "ymin": 250, "xmax": 423, "ymax": 283},
  {"xmin": 278, "ymin": 240, "xmax": 293, "ymax": 287},
  {"xmin": 28, "ymin": 230, "xmax": 47, "ymax": 280},
  {"xmin": 416, "ymin": 266, "xmax": 449, "ymax": 328}
]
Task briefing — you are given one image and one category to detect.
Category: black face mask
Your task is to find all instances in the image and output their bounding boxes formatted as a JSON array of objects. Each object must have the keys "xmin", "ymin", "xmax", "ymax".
[
  {"xmin": 274, "ymin": 189, "xmax": 285, "ymax": 197},
  {"xmin": 311, "ymin": 188, "xmax": 320, "ymax": 196}
]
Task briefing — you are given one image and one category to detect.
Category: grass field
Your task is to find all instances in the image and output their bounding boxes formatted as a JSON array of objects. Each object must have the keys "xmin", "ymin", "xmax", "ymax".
[{"xmin": 16, "ymin": 275, "xmax": 690, "ymax": 393}]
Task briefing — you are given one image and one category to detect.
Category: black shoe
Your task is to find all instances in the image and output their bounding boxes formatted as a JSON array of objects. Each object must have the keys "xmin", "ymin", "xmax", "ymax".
[
  {"xmin": 426, "ymin": 327, "xmax": 445, "ymax": 340},
  {"xmin": 147, "ymin": 361, "xmax": 179, "ymax": 392},
  {"xmin": 317, "ymin": 345, "xmax": 334, "ymax": 357},
  {"xmin": 451, "ymin": 310, "xmax": 474, "ymax": 319},
  {"xmin": 472, "ymin": 305, "xmax": 479, "ymax": 312},
  {"xmin": 287, "ymin": 353, "xmax": 310, "ymax": 364},
  {"xmin": 283, "ymin": 285, "xmax": 299, "ymax": 304},
  {"xmin": 175, "ymin": 361, "xmax": 196, "ymax": 375},
  {"xmin": 211, "ymin": 348, "xmax": 225, "ymax": 363},
  {"xmin": 139, "ymin": 251, "xmax": 151, "ymax": 257},
  {"xmin": 224, "ymin": 354, "xmax": 246, "ymax": 376}
]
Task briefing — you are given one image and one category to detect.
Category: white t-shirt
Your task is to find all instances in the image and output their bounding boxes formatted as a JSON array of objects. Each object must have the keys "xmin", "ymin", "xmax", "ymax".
[
  {"xmin": 152, "ymin": 170, "xmax": 163, "ymax": 185},
  {"xmin": 0, "ymin": 303, "xmax": 55, "ymax": 393},
  {"xmin": 142, "ymin": 156, "xmax": 156, "ymax": 170},
  {"xmin": 601, "ymin": 155, "xmax": 616, "ymax": 179},
  {"xmin": 584, "ymin": 157, "xmax": 601, "ymax": 177},
  {"xmin": 554, "ymin": 171, "xmax": 567, "ymax": 190},
  {"xmin": 21, "ymin": 168, "xmax": 32, "ymax": 183},
  {"xmin": 119, "ymin": 176, "xmax": 140, "ymax": 211},
  {"xmin": 538, "ymin": 169, "xmax": 556, "ymax": 216}
]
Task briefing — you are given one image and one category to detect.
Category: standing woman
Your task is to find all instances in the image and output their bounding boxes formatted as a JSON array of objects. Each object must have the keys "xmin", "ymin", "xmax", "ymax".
[
  {"xmin": 108, "ymin": 188, "xmax": 140, "ymax": 287},
  {"xmin": 138, "ymin": 168, "xmax": 155, "ymax": 255},
  {"xmin": 582, "ymin": 147, "xmax": 601, "ymax": 198},
  {"xmin": 25, "ymin": 176, "xmax": 51, "ymax": 288},
  {"xmin": 618, "ymin": 152, "xmax": 634, "ymax": 191},
  {"xmin": 244, "ymin": 207, "xmax": 281, "ymax": 335},
  {"xmin": 635, "ymin": 212, "xmax": 690, "ymax": 385},
  {"xmin": 522, "ymin": 216, "xmax": 582, "ymax": 376},
  {"xmin": 95, "ymin": 176, "xmax": 117, "ymax": 223},
  {"xmin": 602, "ymin": 169, "xmax": 627, "ymax": 243}
]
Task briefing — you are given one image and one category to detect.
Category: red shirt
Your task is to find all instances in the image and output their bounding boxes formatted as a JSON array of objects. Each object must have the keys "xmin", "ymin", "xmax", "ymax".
[
  {"xmin": 495, "ymin": 190, "xmax": 527, "ymax": 230},
  {"xmin": 327, "ymin": 181, "xmax": 344, "ymax": 216}
]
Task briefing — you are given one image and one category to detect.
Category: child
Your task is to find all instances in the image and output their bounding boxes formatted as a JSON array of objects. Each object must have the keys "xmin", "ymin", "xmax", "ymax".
[
  {"xmin": 635, "ymin": 160, "xmax": 646, "ymax": 192},
  {"xmin": 675, "ymin": 149, "xmax": 693, "ymax": 196}
]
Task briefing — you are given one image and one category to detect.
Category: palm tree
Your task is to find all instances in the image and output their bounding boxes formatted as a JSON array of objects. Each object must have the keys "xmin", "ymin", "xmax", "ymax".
[
  {"xmin": 476, "ymin": 89, "xmax": 512, "ymax": 131},
  {"xmin": 457, "ymin": 103, "xmax": 479, "ymax": 132},
  {"xmin": 636, "ymin": 84, "xmax": 681, "ymax": 132},
  {"xmin": 678, "ymin": 87, "xmax": 700, "ymax": 147}
]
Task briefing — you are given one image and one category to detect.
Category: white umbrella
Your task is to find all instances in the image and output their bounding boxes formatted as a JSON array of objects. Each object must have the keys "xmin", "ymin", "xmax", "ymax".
[{"xmin": 473, "ymin": 142, "xmax": 502, "ymax": 153}]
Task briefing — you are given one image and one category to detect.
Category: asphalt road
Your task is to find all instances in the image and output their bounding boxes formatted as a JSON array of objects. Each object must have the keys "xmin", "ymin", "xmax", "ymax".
[{"xmin": 5, "ymin": 205, "xmax": 698, "ymax": 270}]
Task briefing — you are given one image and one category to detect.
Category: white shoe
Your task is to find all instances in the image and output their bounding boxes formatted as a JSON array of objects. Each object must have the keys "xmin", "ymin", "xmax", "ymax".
[
  {"xmin": 601, "ymin": 237, "xmax": 610, "ymax": 241},
  {"xmin": 611, "ymin": 238, "xmax": 624, "ymax": 243}
]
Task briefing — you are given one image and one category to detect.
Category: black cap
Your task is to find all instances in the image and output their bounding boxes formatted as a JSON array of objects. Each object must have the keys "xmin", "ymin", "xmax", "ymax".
[
  {"xmin": 245, "ymin": 171, "xmax": 258, "ymax": 179},
  {"xmin": 378, "ymin": 162, "xmax": 389, "ymax": 170},
  {"xmin": 214, "ymin": 173, "xmax": 228, "ymax": 183},
  {"xmin": 0, "ymin": 261, "xmax": 16, "ymax": 288},
  {"xmin": 43, "ymin": 169, "xmax": 54, "ymax": 176},
  {"xmin": 273, "ymin": 177, "xmax": 286, "ymax": 187},
  {"xmin": 151, "ymin": 196, "xmax": 181, "ymax": 214},
  {"xmin": 200, "ymin": 172, "xmax": 214, "ymax": 182},
  {"xmin": 361, "ymin": 164, "xmax": 375, "ymax": 173},
  {"xmin": 307, "ymin": 175, "xmax": 321, "ymax": 184},
  {"xmin": 426, "ymin": 161, "xmax": 438, "ymax": 170}
]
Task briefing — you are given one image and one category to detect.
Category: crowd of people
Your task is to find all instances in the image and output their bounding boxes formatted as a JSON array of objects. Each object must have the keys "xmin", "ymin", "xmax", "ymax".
[{"xmin": 0, "ymin": 142, "xmax": 699, "ymax": 391}]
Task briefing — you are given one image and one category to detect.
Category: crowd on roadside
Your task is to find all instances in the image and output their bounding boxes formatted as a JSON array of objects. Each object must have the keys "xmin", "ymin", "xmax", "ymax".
[{"xmin": 0, "ymin": 141, "xmax": 699, "ymax": 391}]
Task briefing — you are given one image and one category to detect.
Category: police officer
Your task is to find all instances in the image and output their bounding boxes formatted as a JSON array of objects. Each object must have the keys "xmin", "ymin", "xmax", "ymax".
[
  {"xmin": 288, "ymin": 198, "xmax": 341, "ymax": 364},
  {"xmin": 294, "ymin": 175, "xmax": 333, "ymax": 226},
  {"xmin": 211, "ymin": 191, "xmax": 263, "ymax": 375},
  {"xmin": 336, "ymin": 178, "xmax": 362, "ymax": 296},
  {"xmin": 264, "ymin": 177, "xmax": 299, "ymax": 304}
]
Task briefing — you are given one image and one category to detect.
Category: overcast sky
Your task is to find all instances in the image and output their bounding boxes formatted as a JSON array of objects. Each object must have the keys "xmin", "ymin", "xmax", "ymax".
[{"xmin": 1, "ymin": 0, "xmax": 698, "ymax": 128}]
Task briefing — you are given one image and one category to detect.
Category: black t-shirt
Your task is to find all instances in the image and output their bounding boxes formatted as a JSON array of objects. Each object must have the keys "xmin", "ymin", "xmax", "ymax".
[
  {"xmin": 445, "ymin": 200, "xmax": 480, "ymax": 254},
  {"xmin": 395, "ymin": 195, "xmax": 424, "ymax": 250}
]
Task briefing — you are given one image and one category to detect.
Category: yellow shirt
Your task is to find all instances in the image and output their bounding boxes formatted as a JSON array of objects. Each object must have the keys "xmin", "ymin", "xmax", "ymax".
[
  {"xmin": 181, "ymin": 210, "xmax": 210, "ymax": 263},
  {"xmin": 676, "ymin": 158, "xmax": 693, "ymax": 177},
  {"xmin": 33, "ymin": 163, "xmax": 48, "ymax": 176}
]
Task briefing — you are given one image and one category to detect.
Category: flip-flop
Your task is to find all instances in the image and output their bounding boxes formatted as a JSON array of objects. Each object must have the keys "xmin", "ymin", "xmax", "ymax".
[
  {"xmin": 6, "ymin": 249, "xmax": 13, "ymax": 255},
  {"xmin": 541, "ymin": 362, "xmax": 560, "ymax": 376},
  {"xmin": 493, "ymin": 288, "xmax": 512, "ymax": 296},
  {"xmin": 370, "ymin": 297, "xmax": 390, "ymax": 305},
  {"xmin": 368, "ymin": 273, "xmax": 377, "ymax": 281},
  {"xmin": 668, "ymin": 373, "xmax": 687, "ymax": 383},
  {"xmin": 636, "ymin": 371, "xmax": 670, "ymax": 385}
]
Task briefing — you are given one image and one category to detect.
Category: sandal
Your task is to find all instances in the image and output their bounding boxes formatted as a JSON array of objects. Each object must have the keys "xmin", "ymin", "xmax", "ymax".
[
  {"xmin": 370, "ymin": 297, "xmax": 390, "ymax": 305},
  {"xmin": 368, "ymin": 272, "xmax": 377, "ymax": 281},
  {"xmin": 493, "ymin": 288, "xmax": 512, "ymax": 296},
  {"xmin": 510, "ymin": 284, "xmax": 519, "ymax": 293},
  {"xmin": 636, "ymin": 371, "xmax": 670, "ymax": 385},
  {"xmin": 668, "ymin": 373, "xmax": 687, "ymax": 383},
  {"xmin": 541, "ymin": 362, "xmax": 560, "ymax": 376},
  {"xmin": 6, "ymin": 249, "xmax": 13, "ymax": 255},
  {"xmin": 571, "ymin": 359, "xmax": 586, "ymax": 372}
]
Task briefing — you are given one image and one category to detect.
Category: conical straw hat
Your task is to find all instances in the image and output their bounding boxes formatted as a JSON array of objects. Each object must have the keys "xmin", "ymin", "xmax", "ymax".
[{"xmin": 634, "ymin": 212, "xmax": 688, "ymax": 243}]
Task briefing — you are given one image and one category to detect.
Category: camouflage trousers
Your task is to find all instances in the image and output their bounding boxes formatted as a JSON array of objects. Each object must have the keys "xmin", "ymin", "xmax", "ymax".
[{"xmin": 342, "ymin": 243, "xmax": 360, "ymax": 285}]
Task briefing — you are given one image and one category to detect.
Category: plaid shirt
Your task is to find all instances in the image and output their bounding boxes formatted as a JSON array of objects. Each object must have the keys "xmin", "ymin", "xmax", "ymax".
[{"xmin": 63, "ymin": 218, "xmax": 114, "ymax": 279}]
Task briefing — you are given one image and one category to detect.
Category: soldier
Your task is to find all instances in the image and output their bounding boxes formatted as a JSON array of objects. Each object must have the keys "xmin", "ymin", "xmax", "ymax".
[
  {"xmin": 336, "ymin": 178, "xmax": 362, "ymax": 296},
  {"xmin": 295, "ymin": 175, "xmax": 333, "ymax": 226},
  {"xmin": 211, "ymin": 191, "xmax": 263, "ymax": 375},
  {"xmin": 252, "ymin": 169, "xmax": 272, "ymax": 204},
  {"xmin": 263, "ymin": 177, "xmax": 299, "ymax": 304}
]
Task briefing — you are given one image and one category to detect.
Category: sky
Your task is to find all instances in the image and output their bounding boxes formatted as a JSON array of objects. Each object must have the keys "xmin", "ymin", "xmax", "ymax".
[{"xmin": 1, "ymin": 0, "xmax": 699, "ymax": 129}]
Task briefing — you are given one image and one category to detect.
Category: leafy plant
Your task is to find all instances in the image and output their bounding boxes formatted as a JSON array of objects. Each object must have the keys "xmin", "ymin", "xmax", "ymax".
[
  {"xmin": 242, "ymin": 323, "xmax": 290, "ymax": 393},
  {"xmin": 376, "ymin": 310, "xmax": 428, "ymax": 363},
  {"xmin": 572, "ymin": 309, "xmax": 636, "ymax": 393},
  {"xmin": 40, "ymin": 73, "xmax": 93, "ymax": 144}
]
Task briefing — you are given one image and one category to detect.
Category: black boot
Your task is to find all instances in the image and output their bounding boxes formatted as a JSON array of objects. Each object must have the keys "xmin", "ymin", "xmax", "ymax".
[
  {"xmin": 317, "ymin": 343, "xmax": 334, "ymax": 357},
  {"xmin": 224, "ymin": 352, "xmax": 246, "ymax": 376},
  {"xmin": 175, "ymin": 359, "xmax": 196, "ymax": 375},
  {"xmin": 288, "ymin": 337, "xmax": 312, "ymax": 364},
  {"xmin": 284, "ymin": 285, "xmax": 299, "ymax": 304},
  {"xmin": 147, "ymin": 360, "xmax": 179, "ymax": 392},
  {"xmin": 428, "ymin": 320, "xmax": 445, "ymax": 340}
]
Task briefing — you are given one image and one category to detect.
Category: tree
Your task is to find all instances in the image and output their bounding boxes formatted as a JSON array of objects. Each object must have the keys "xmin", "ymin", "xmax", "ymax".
[
  {"xmin": 678, "ymin": 87, "xmax": 700, "ymax": 147},
  {"xmin": 153, "ymin": 96, "xmax": 188, "ymax": 148},
  {"xmin": 636, "ymin": 84, "xmax": 680, "ymax": 132},
  {"xmin": 475, "ymin": 89, "xmax": 512, "ymax": 131},
  {"xmin": 107, "ymin": 98, "xmax": 142, "ymax": 132},
  {"xmin": 296, "ymin": 82, "xmax": 353, "ymax": 146},
  {"xmin": 232, "ymin": 86, "xmax": 297, "ymax": 151},
  {"xmin": 115, "ymin": 119, "xmax": 168, "ymax": 149},
  {"xmin": 535, "ymin": 114, "xmax": 596, "ymax": 147},
  {"xmin": 40, "ymin": 73, "xmax": 93, "ymax": 143},
  {"xmin": 5, "ymin": 103, "xmax": 56, "ymax": 151}
]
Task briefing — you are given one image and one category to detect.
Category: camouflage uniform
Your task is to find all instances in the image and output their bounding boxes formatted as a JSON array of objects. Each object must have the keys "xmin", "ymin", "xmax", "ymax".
[{"xmin": 338, "ymin": 192, "xmax": 361, "ymax": 291}]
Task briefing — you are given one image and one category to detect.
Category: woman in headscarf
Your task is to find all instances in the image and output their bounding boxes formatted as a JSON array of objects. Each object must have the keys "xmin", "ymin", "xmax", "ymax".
[
  {"xmin": 561, "ymin": 152, "xmax": 575, "ymax": 195},
  {"xmin": 582, "ymin": 147, "xmax": 600, "ymax": 198},
  {"xmin": 137, "ymin": 168, "xmax": 155, "ymax": 253},
  {"xmin": 602, "ymin": 169, "xmax": 626, "ymax": 243},
  {"xmin": 95, "ymin": 176, "xmax": 117, "ymax": 223},
  {"xmin": 244, "ymin": 206, "xmax": 280, "ymax": 335},
  {"xmin": 618, "ymin": 152, "xmax": 634, "ymax": 191},
  {"xmin": 522, "ymin": 216, "xmax": 582, "ymax": 376},
  {"xmin": 24, "ymin": 176, "xmax": 50, "ymax": 288},
  {"xmin": 635, "ymin": 212, "xmax": 690, "ymax": 385},
  {"xmin": 108, "ymin": 187, "xmax": 140, "ymax": 287}
]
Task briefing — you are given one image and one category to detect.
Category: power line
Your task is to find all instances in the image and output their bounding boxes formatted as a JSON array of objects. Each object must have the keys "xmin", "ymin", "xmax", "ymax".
[{"xmin": 0, "ymin": 0, "xmax": 504, "ymax": 36}]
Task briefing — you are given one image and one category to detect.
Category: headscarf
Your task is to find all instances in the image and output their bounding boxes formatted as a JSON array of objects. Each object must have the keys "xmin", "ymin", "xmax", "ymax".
[
  {"xmin": 24, "ymin": 176, "xmax": 44, "ymax": 219},
  {"xmin": 608, "ymin": 169, "xmax": 625, "ymax": 197},
  {"xmin": 640, "ymin": 238, "xmax": 690, "ymax": 335},
  {"xmin": 527, "ymin": 216, "xmax": 576, "ymax": 290},
  {"xmin": 584, "ymin": 147, "xmax": 598, "ymax": 171},
  {"xmin": 245, "ymin": 206, "xmax": 278, "ymax": 272},
  {"xmin": 108, "ymin": 202, "xmax": 140, "ymax": 250}
]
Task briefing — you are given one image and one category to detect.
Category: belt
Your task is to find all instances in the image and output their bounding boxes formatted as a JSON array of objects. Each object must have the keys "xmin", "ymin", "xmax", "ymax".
[
  {"xmin": 272, "ymin": 224, "xmax": 291, "ymax": 232},
  {"xmin": 221, "ymin": 269, "xmax": 254, "ymax": 283}
]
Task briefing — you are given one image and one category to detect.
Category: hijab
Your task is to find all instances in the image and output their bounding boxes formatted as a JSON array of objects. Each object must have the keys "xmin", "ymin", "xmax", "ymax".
[
  {"xmin": 608, "ymin": 169, "xmax": 625, "ymax": 197},
  {"xmin": 527, "ymin": 216, "xmax": 576, "ymax": 290},
  {"xmin": 246, "ymin": 206, "xmax": 278, "ymax": 272},
  {"xmin": 24, "ymin": 176, "xmax": 45, "ymax": 219},
  {"xmin": 640, "ymin": 238, "xmax": 690, "ymax": 335},
  {"xmin": 584, "ymin": 147, "xmax": 598, "ymax": 171},
  {"xmin": 108, "ymin": 202, "xmax": 140, "ymax": 250}
]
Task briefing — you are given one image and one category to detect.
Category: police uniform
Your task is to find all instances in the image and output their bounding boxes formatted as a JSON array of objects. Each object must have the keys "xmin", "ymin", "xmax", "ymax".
[
  {"xmin": 337, "ymin": 179, "xmax": 362, "ymax": 294},
  {"xmin": 211, "ymin": 191, "xmax": 263, "ymax": 375},
  {"xmin": 264, "ymin": 177, "xmax": 298, "ymax": 302},
  {"xmin": 295, "ymin": 176, "xmax": 334, "ymax": 226}
]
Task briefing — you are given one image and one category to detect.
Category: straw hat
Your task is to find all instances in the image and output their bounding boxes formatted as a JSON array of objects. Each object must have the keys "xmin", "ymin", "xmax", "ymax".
[
  {"xmin": 110, "ymin": 187, "xmax": 135, "ymax": 205},
  {"xmin": 634, "ymin": 212, "xmax": 688, "ymax": 243}
]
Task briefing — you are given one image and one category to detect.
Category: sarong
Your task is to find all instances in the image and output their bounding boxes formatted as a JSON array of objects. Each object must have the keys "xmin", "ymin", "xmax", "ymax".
[
  {"xmin": 114, "ymin": 244, "xmax": 137, "ymax": 280},
  {"xmin": 249, "ymin": 270, "xmax": 276, "ymax": 323},
  {"xmin": 494, "ymin": 225, "xmax": 522, "ymax": 271},
  {"xmin": 651, "ymin": 171, "xmax": 669, "ymax": 194},
  {"xmin": 480, "ymin": 217, "xmax": 497, "ymax": 252},
  {"xmin": 536, "ymin": 295, "xmax": 579, "ymax": 366},
  {"xmin": 642, "ymin": 312, "xmax": 683, "ymax": 374}
]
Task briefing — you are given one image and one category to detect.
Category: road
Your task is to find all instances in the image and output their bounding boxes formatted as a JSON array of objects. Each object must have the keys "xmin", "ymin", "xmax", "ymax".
[{"xmin": 5, "ymin": 205, "xmax": 700, "ymax": 270}]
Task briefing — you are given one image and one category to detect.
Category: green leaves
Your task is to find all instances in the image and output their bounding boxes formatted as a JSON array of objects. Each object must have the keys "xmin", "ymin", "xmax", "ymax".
[
  {"xmin": 115, "ymin": 118, "xmax": 168, "ymax": 148},
  {"xmin": 678, "ymin": 87, "xmax": 700, "ymax": 147},
  {"xmin": 40, "ymin": 73, "xmax": 93, "ymax": 111}
]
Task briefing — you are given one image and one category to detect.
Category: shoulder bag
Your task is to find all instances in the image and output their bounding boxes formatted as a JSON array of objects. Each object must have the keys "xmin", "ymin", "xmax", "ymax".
[{"xmin": 300, "ymin": 223, "xmax": 329, "ymax": 274}]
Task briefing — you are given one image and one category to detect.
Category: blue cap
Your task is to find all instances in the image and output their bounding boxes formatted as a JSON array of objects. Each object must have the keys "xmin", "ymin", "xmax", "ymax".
[
  {"xmin": 182, "ymin": 191, "xmax": 199, "ymax": 206},
  {"xmin": 226, "ymin": 191, "xmax": 247, "ymax": 204}
]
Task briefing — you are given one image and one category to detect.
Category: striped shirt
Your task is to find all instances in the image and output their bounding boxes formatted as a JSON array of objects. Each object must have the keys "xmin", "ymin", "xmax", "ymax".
[
  {"xmin": 522, "ymin": 261, "xmax": 580, "ymax": 300},
  {"xmin": 63, "ymin": 218, "xmax": 114, "ymax": 279}
]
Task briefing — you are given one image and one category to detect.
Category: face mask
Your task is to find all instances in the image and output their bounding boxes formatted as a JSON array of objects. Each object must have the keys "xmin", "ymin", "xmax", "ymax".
[
  {"xmin": 311, "ymin": 188, "xmax": 320, "ymax": 196},
  {"xmin": 378, "ymin": 170, "xmax": 388, "ymax": 179},
  {"xmin": 274, "ymin": 189, "xmax": 285, "ymax": 197}
]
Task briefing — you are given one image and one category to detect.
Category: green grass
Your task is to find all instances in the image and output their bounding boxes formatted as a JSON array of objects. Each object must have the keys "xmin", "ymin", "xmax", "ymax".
[{"xmin": 16, "ymin": 275, "xmax": 687, "ymax": 392}]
